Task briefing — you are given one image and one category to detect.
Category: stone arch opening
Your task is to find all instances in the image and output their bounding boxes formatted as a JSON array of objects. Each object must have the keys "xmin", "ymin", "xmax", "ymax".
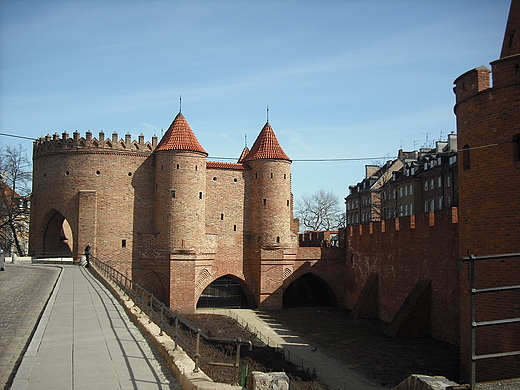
[
  {"xmin": 43, "ymin": 209, "xmax": 73, "ymax": 257},
  {"xmin": 196, "ymin": 275, "xmax": 251, "ymax": 309},
  {"xmin": 283, "ymin": 273, "xmax": 337, "ymax": 308},
  {"xmin": 138, "ymin": 271, "xmax": 169, "ymax": 304}
]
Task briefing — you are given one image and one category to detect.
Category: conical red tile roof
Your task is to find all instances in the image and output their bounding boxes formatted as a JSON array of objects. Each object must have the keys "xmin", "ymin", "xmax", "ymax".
[
  {"xmin": 237, "ymin": 146, "xmax": 250, "ymax": 163},
  {"xmin": 244, "ymin": 122, "xmax": 290, "ymax": 161},
  {"xmin": 155, "ymin": 112, "xmax": 207, "ymax": 154}
]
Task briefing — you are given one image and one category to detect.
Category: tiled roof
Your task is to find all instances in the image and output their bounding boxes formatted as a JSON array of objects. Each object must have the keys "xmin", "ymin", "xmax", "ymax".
[
  {"xmin": 243, "ymin": 122, "xmax": 291, "ymax": 161},
  {"xmin": 206, "ymin": 161, "xmax": 248, "ymax": 170},
  {"xmin": 155, "ymin": 112, "xmax": 207, "ymax": 154},
  {"xmin": 237, "ymin": 147, "xmax": 250, "ymax": 163}
]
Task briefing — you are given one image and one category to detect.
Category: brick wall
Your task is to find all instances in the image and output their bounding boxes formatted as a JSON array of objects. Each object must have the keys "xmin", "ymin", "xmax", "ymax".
[
  {"xmin": 454, "ymin": 48, "xmax": 520, "ymax": 381},
  {"xmin": 346, "ymin": 209, "xmax": 460, "ymax": 345}
]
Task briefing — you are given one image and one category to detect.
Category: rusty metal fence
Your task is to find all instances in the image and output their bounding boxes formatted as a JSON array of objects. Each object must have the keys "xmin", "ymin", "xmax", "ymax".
[
  {"xmin": 89, "ymin": 255, "xmax": 252, "ymax": 383},
  {"xmin": 461, "ymin": 252, "xmax": 520, "ymax": 389}
]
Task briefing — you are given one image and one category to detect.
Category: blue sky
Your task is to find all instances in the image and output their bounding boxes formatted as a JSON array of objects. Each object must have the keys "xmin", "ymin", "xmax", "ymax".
[{"xmin": 0, "ymin": 0, "xmax": 511, "ymax": 202}]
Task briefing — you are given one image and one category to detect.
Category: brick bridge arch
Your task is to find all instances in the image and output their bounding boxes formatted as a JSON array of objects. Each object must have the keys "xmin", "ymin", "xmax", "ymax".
[
  {"xmin": 196, "ymin": 274, "xmax": 255, "ymax": 309},
  {"xmin": 282, "ymin": 272, "xmax": 337, "ymax": 308}
]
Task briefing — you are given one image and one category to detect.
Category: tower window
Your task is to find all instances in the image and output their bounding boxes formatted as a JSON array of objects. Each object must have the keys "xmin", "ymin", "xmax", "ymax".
[
  {"xmin": 122, "ymin": 239, "xmax": 127, "ymax": 248},
  {"xmin": 176, "ymin": 164, "xmax": 180, "ymax": 169},
  {"xmin": 287, "ymin": 200, "xmax": 290, "ymax": 206},
  {"xmin": 263, "ymin": 199, "xmax": 266, "ymax": 206},
  {"xmin": 513, "ymin": 133, "xmax": 520, "ymax": 161},
  {"xmin": 199, "ymin": 192, "xmax": 203, "ymax": 199},
  {"xmin": 220, "ymin": 213, "xmax": 224, "ymax": 220},
  {"xmin": 271, "ymin": 173, "xmax": 274, "ymax": 179},
  {"xmin": 213, "ymin": 177, "xmax": 217, "ymax": 181},
  {"xmin": 233, "ymin": 225, "xmax": 237, "ymax": 231},
  {"xmin": 463, "ymin": 144, "xmax": 471, "ymax": 170},
  {"xmin": 284, "ymin": 174, "xmax": 286, "ymax": 179},
  {"xmin": 171, "ymin": 190, "xmax": 176, "ymax": 198},
  {"xmin": 276, "ymin": 236, "xmax": 280, "ymax": 243}
]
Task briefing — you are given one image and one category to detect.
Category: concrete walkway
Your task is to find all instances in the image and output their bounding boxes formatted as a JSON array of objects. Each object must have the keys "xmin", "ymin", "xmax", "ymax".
[
  {"xmin": 198, "ymin": 309, "xmax": 382, "ymax": 390},
  {"xmin": 10, "ymin": 266, "xmax": 181, "ymax": 390}
]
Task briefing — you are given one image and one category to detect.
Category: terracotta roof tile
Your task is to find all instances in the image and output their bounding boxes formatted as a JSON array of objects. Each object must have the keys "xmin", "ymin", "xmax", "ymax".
[
  {"xmin": 206, "ymin": 161, "xmax": 248, "ymax": 170},
  {"xmin": 243, "ymin": 122, "xmax": 290, "ymax": 161},
  {"xmin": 155, "ymin": 112, "xmax": 207, "ymax": 154}
]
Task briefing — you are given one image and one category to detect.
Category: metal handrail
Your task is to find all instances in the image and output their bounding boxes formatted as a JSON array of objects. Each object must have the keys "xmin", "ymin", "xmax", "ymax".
[
  {"xmin": 88, "ymin": 256, "xmax": 252, "ymax": 382},
  {"xmin": 460, "ymin": 252, "xmax": 520, "ymax": 389}
]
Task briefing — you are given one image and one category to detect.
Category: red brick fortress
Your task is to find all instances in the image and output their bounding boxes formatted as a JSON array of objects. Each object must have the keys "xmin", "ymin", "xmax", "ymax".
[{"xmin": 454, "ymin": 0, "xmax": 520, "ymax": 382}]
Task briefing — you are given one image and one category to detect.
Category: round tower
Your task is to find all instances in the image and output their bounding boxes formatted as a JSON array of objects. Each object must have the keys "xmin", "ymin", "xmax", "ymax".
[
  {"xmin": 244, "ymin": 122, "xmax": 292, "ymax": 249},
  {"xmin": 154, "ymin": 112, "xmax": 208, "ymax": 252},
  {"xmin": 453, "ymin": 0, "xmax": 520, "ymax": 382}
]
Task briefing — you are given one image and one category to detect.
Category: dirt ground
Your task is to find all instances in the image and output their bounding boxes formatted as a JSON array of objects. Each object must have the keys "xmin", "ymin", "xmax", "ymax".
[{"xmin": 183, "ymin": 307, "xmax": 460, "ymax": 389}]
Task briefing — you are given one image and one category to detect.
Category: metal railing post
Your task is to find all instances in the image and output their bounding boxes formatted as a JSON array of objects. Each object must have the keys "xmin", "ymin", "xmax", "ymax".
[{"xmin": 194, "ymin": 331, "xmax": 201, "ymax": 372}]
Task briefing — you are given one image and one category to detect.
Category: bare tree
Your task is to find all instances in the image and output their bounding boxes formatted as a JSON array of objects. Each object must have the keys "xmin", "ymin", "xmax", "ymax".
[
  {"xmin": 0, "ymin": 145, "xmax": 32, "ymax": 255},
  {"xmin": 296, "ymin": 189, "xmax": 343, "ymax": 231}
]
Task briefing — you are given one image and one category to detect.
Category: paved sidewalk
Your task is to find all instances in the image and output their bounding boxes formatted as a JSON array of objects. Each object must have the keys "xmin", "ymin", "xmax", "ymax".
[
  {"xmin": 198, "ymin": 309, "xmax": 382, "ymax": 390},
  {"xmin": 0, "ymin": 264, "xmax": 60, "ymax": 389},
  {"xmin": 11, "ymin": 266, "xmax": 181, "ymax": 390}
]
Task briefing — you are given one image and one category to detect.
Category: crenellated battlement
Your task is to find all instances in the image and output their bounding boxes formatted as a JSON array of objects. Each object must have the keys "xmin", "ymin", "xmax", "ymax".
[{"xmin": 33, "ymin": 130, "xmax": 158, "ymax": 158}]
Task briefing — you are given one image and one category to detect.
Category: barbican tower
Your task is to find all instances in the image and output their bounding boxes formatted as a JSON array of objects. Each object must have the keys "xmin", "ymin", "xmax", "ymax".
[{"xmin": 454, "ymin": 0, "xmax": 520, "ymax": 382}]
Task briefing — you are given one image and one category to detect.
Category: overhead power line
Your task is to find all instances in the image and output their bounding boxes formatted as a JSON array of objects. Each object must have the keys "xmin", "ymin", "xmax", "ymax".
[{"xmin": 0, "ymin": 133, "xmax": 36, "ymax": 141}]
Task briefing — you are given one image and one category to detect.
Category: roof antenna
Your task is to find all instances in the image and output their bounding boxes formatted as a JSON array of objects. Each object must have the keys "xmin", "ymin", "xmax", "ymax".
[
  {"xmin": 245, "ymin": 133, "xmax": 248, "ymax": 148},
  {"xmin": 266, "ymin": 106, "xmax": 269, "ymax": 123},
  {"xmin": 179, "ymin": 95, "xmax": 182, "ymax": 113}
]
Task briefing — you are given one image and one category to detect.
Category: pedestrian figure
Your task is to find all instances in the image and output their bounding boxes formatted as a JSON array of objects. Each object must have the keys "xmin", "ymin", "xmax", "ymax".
[
  {"xmin": 85, "ymin": 244, "xmax": 91, "ymax": 268},
  {"xmin": 0, "ymin": 249, "xmax": 5, "ymax": 271}
]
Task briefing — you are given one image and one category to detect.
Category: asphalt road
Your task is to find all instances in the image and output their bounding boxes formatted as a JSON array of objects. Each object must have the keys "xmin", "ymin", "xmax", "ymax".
[{"xmin": 0, "ymin": 264, "xmax": 61, "ymax": 389}]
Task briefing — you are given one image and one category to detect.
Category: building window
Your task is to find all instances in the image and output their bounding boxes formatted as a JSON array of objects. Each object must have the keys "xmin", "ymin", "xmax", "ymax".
[
  {"xmin": 438, "ymin": 198, "xmax": 443, "ymax": 210},
  {"xmin": 424, "ymin": 201, "xmax": 428, "ymax": 212},
  {"xmin": 513, "ymin": 133, "xmax": 520, "ymax": 161},
  {"xmin": 430, "ymin": 179, "xmax": 434, "ymax": 189},
  {"xmin": 446, "ymin": 176, "xmax": 451, "ymax": 188},
  {"xmin": 438, "ymin": 177, "xmax": 442, "ymax": 188},
  {"xmin": 463, "ymin": 144, "xmax": 471, "ymax": 170},
  {"xmin": 409, "ymin": 184, "xmax": 413, "ymax": 195},
  {"xmin": 430, "ymin": 199, "xmax": 435, "ymax": 211},
  {"xmin": 424, "ymin": 182, "xmax": 428, "ymax": 191},
  {"xmin": 447, "ymin": 197, "xmax": 452, "ymax": 207}
]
